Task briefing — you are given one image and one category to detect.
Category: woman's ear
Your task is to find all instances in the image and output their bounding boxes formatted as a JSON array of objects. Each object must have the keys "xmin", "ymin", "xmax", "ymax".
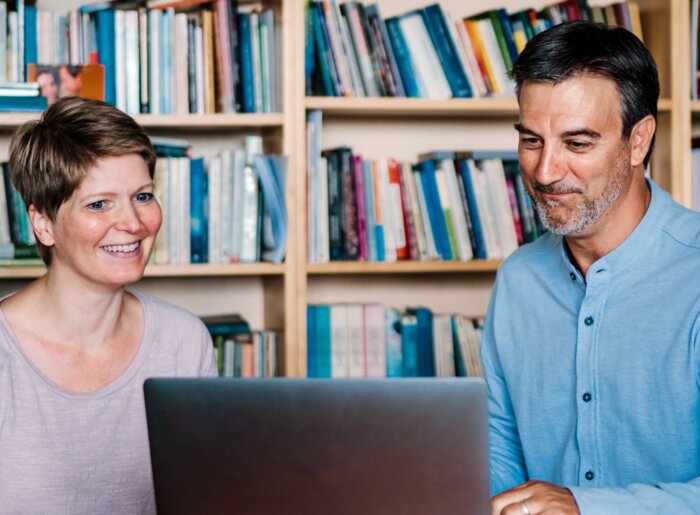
[{"xmin": 28, "ymin": 205, "xmax": 55, "ymax": 247}]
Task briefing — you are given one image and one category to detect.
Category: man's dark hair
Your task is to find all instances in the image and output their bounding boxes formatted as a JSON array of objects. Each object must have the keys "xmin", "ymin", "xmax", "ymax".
[{"xmin": 511, "ymin": 21, "xmax": 659, "ymax": 167}]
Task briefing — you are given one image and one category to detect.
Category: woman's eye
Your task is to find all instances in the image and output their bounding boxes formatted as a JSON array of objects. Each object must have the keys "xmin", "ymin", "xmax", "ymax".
[
  {"xmin": 135, "ymin": 192, "xmax": 153, "ymax": 202},
  {"xmin": 88, "ymin": 200, "xmax": 105, "ymax": 210}
]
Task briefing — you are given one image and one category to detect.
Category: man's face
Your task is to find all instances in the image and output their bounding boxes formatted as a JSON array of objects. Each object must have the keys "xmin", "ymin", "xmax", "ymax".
[{"xmin": 515, "ymin": 75, "xmax": 635, "ymax": 236}]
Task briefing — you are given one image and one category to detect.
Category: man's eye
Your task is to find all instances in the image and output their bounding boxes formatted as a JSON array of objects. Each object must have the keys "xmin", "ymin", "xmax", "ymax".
[
  {"xmin": 136, "ymin": 192, "xmax": 153, "ymax": 202},
  {"xmin": 567, "ymin": 141, "xmax": 591, "ymax": 151},
  {"xmin": 88, "ymin": 200, "xmax": 105, "ymax": 210},
  {"xmin": 520, "ymin": 137, "xmax": 541, "ymax": 147}
]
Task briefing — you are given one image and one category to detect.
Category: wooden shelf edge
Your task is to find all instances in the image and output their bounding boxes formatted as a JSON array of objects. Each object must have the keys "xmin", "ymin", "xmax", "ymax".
[
  {"xmin": 0, "ymin": 112, "xmax": 285, "ymax": 129},
  {"xmin": 0, "ymin": 262, "xmax": 286, "ymax": 279},
  {"xmin": 306, "ymin": 260, "xmax": 502, "ymax": 275},
  {"xmin": 306, "ymin": 97, "xmax": 674, "ymax": 116}
]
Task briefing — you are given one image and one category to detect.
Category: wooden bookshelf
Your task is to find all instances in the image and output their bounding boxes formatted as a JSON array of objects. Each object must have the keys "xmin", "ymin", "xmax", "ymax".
[{"xmin": 0, "ymin": 0, "xmax": 691, "ymax": 378}]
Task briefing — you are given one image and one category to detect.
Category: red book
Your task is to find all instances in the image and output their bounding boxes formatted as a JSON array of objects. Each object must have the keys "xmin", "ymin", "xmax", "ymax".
[{"xmin": 388, "ymin": 159, "xmax": 409, "ymax": 260}]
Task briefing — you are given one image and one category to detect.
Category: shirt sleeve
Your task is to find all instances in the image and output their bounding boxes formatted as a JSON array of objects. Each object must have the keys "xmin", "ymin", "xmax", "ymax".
[
  {"xmin": 481, "ymin": 272, "xmax": 527, "ymax": 496},
  {"xmin": 570, "ymin": 477, "xmax": 700, "ymax": 515}
]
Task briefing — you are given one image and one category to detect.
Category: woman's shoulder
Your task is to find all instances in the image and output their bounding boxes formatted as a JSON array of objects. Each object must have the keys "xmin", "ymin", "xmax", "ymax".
[{"xmin": 131, "ymin": 290, "xmax": 206, "ymax": 333}]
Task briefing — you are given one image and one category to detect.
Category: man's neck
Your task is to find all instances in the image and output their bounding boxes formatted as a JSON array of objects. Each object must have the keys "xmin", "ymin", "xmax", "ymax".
[{"xmin": 564, "ymin": 177, "xmax": 651, "ymax": 277}]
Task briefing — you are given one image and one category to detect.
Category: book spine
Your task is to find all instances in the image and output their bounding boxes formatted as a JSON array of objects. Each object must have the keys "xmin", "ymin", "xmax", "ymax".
[{"xmin": 384, "ymin": 17, "xmax": 420, "ymax": 97}]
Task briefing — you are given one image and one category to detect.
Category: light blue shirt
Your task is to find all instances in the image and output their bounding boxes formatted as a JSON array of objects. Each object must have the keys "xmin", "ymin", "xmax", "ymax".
[{"xmin": 482, "ymin": 180, "xmax": 700, "ymax": 514}]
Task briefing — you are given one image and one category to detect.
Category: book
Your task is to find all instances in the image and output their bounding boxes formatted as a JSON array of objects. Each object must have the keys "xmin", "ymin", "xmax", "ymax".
[{"xmin": 201, "ymin": 313, "xmax": 250, "ymax": 336}]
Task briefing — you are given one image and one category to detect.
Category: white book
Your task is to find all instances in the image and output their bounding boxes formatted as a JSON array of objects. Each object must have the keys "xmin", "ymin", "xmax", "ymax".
[
  {"xmin": 322, "ymin": 0, "xmax": 352, "ymax": 95},
  {"xmin": 114, "ymin": 10, "xmax": 126, "ymax": 112},
  {"xmin": 148, "ymin": 9, "xmax": 161, "ymax": 115},
  {"xmin": 240, "ymin": 159, "xmax": 260, "ymax": 263},
  {"xmin": 453, "ymin": 14, "xmax": 488, "ymax": 97},
  {"xmin": 363, "ymin": 303, "xmax": 386, "ymax": 377},
  {"xmin": 345, "ymin": 4, "xmax": 379, "ymax": 96},
  {"xmin": 174, "ymin": 12, "xmax": 189, "ymax": 115},
  {"xmin": 8, "ymin": 12, "xmax": 17, "ymax": 83},
  {"xmin": 219, "ymin": 149, "xmax": 234, "ymax": 262},
  {"xmin": 441, "ymin": 6, "xmax": 479, "ymax": 98},
  {"xmin": 412, "ymin": 168, "xmax": 440, "ymax": 260},
  {"xmin": 81, "ymin": 11, "xmax": 91, "ymax": 64},
  {"xmin": 69, "ymin": 10, "xmax": 80, "ymax": 65},
  {"xmin": 439, "ymin": 159, "xmax": 473, "ymax": 261},
  {"xmin": 330, "ymin": 304, "xmax": 349, "ymax": 378},
  {"xmin": 346, "ymin": 304, "xmax": 364, "ymax": 378},
  {"xmin": 52, "ymin": 12, "xmax": 63, "ymax": 65},
  {"xmin": 464, "ymin": 159, "xmax": 501, "ymax": 258},
  {"xmin": 0, "ymin": 3, "xmax": 7, "ymax": 83},
  {"xmin": 336, "ymin": 5, "xmax": 364, "ymax": 96},
  {"xmin": 476, "ymin": 18, "xmax": 513, "ymax": 95},
  {"xmin": 482, "ymin": 159, "xmax": 518, "ymax": 257},
  {"xmin": 153, "ymin": 158, "xmax": 170, "ymax": 265},
  {"xmin": 223, "ymin": 338, "xmax": 234, "ymax": 377},
  {"xmin": 376, "ymin": 159, "xmax": 397, "ymax": 262},
  {"xmin": 317, "ymin": 157, "xmax": 330, "ymax": 263},
  {"xmin": 207, "ymin": 156, "xmax": 223, "ymax": 264},
  {"xmin": 194, "ymin": 20, "xmax": 205, "ymax": 114},
  {"xmin": 399, "ymin": 12, "xmax": 451, "ymax": 100},
  {"xmin": 179, "ymin": 157, "xmax": 191, "ymax": 264},
  {"xmin": 125, "ymin": 10, "xmax": 141, "ymax": 115},
  {"xmin": 37, "ymin": 10, "xmax": 49, "ymax": 67},
  {"xmin": 230, "ymin": 150, "xmax": 245, "ymax": 263}
]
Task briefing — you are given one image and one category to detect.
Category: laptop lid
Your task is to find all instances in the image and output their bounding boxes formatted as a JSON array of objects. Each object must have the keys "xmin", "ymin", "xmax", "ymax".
[{"xmin": 144, "ymin": 377, "xmax": 490, "ymax": 515}]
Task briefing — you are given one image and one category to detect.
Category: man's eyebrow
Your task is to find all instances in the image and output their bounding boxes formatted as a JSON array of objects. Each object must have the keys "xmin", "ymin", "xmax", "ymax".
[{"xmin": 514, "ymin": 123, "xmax": 602, "ymax": 140}]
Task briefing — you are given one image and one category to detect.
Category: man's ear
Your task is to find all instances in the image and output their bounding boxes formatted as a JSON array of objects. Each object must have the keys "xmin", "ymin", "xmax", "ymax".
[
  {"xmin": 28, "ymin": 205, "xmax": 55, "ymax": 247},
  {"xmin": 629, "ymin": 114, "xmax": 656, "ymax": 168}
]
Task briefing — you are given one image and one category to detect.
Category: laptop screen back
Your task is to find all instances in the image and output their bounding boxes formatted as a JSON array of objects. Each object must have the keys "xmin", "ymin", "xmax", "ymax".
[{"xmin": 144, "ymin": 377, "xmax": 490, "ymax": 515}]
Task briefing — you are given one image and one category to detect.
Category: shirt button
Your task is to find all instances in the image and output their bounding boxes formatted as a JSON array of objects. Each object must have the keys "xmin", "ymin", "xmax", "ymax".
[
  {"xmin": 585, "ymin": 471, "xmax": 595, "ymax": 481},
  {"xmin": 584, "ymin": 316, "xmax": 594, "ymax": 326},
  {"xmin": 569, "ymin": 272, "xmax": 576, "ymax": 280},
  {"xmin": 582, "ymin": 393, "xmax": 592, "ymax": 402}
]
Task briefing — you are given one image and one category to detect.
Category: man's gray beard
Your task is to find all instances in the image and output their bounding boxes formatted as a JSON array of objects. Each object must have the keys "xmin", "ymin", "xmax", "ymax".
[{"xmin": 530, "ymin": 183, "xmax": 623, "ymax": 236}]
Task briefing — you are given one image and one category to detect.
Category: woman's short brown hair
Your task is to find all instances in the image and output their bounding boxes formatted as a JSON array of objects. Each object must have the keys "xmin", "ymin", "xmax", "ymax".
[{"xmin": 8, "ymin": 96, "xmax": 156, "ymax": 264}]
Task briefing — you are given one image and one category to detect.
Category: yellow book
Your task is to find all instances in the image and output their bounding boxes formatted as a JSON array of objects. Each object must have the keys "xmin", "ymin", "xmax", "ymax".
[{"xmin": 463, "ymin": 19, "xmax": 499, "ymax": 94}]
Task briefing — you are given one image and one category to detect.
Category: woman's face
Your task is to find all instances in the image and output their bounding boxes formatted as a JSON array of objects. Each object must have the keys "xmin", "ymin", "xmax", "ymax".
[
  {"xmin": 37, "ymin": 72, "xmax": 59, "ymax": 104},
  {"xmin": 42, "ymin": 154, "xmax": 162, "ymax": 289}
]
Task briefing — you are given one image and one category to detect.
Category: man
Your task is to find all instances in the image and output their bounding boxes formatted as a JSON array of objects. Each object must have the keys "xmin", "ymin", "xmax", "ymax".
[{"xmin": 483, "ymin": 21, "xmax": 700, "ymax": 515}]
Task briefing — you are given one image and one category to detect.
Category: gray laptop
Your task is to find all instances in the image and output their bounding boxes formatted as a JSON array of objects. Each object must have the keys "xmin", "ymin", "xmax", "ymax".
[{"xmin": 143, "ymin": 377, "xmax": 490, "ymax": 515}]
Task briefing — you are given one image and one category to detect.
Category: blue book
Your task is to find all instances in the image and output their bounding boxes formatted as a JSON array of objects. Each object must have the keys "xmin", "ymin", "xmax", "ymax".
[
  {"xmin": 384, "ymin": 17, "xmax": 421, "ymax": 98},
  {"xmin": 496, "ymin": 8, "xmax": 519, "ymax": 64},
  {"xmin": 201, "ymin": 313, "xmax": 250, "ymax": 336},
  {"xmin": 385, "ymin": 308, "xmax": 403, "ymax": 377},
  {"xmin": 161, "ymin": 10, "xmax": 173, "ymax": 114},
  {"xmin": 315, "ymin": 304, "xmax": 332, "ymax": 378},
  {"xmin": 400, "ymin": 314, "xmax": 419, "ymax": 377},
  {"xmin": 304, "ymin": 2, "xmax": 317, "ymax": 95},
  {"xmin": 189, "ymin": 158, "xmax": 208, "ymax": 264},
  {"xmin": 307, "ymin": 306, "xmax": 318, "ymax": 377},
  {"xmin": 255, "ymin": 155, "xmax": 288, "ymax": 264},
  {"xmin": 362, "ymin": 160, "xmax": 377, "ymax": 261},
  {"xmin": 452, "ymin": 316, "xmax": 467, "ymax": 377},
  {"xmin": 407, "ymin": 307, "xmax": 435, "ymax": 377},
  {"xmin": 421, "ymin": 4, "xmax": 472, "ymax": 98},
  {"xmin": 96, "ymin": 9, "xmax": 116, "ymax": 106},
  {"xmin": 312, "ymin": 1, "xmax": 342, "ymax": 97},
  {"xmin": 456, "ymin": 158, "xmax": 487, "ymax": 259},
  {"xmin": 414, "ymin": 160, "xmax": 452, "ymax": 260},
  {"xmin": 0, "ymin": 95, "xmax": 47, "ymax": 112},
  {"xmin": 309, "ymin": 2, "xmax": 334, "ymax": 96},
  {"xmin": 238, "ymin": 11, "xmax": 256, "ymax": 112},
  {"xmin": 24, "ymin": 5, "xmax": 37, "ymax": 74}
]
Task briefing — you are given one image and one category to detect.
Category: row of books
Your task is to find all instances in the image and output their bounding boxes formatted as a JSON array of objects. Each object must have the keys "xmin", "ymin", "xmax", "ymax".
[
  {"xmin": 306, "ymin": 111, "xmax": 544, "ymax": 263},
  {"xmin": 691, "ymin": 0, "xmax": 700, "ymax": 100},
  {"xmin": 202, "ymin": 312, "xmax": 280, "ymax": 378},
  {"xmin": 15, "ymin": 1, "xmax": 277, "ymax": 115},
  {"xmin": 305, "ymin": 0, "xmax": 643, "ymax": 99},
  {"xmin": 307, "ymin": 303, "xmax": 483, "ymax": 379},
  {"xmin": 152, "ymin": 135, "xmax": 288, "ymax": 265}
]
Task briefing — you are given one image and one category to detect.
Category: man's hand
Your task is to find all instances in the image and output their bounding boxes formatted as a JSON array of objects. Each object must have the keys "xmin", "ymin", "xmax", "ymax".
[{"xmin": 491, "ymin": 480, "xmax": 580, "ymax": 515}]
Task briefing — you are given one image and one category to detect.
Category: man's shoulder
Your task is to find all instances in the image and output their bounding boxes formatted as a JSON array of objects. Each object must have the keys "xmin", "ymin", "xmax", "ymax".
[
  {"xmin": 499, "ymin": 232, "xmax": 561, "ymax": 274},
  {"xmin": 658, "ymin": 196, "xmax": 700, "ymax": 251}
]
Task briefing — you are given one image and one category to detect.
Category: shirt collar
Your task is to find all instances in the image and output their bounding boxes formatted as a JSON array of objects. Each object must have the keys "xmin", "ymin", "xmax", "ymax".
[{"xmin": 557, "ymin": 179, "xmax": 668, "ymax": 280}]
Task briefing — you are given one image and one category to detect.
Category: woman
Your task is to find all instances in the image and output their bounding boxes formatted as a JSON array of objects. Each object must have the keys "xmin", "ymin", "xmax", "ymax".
[
  {"xmin": 0, "ymin": 97, "xmax": 216, "ymax": 513},
  {"xmin": 36, "ymin": 67, "xmax": 60, "ymax": 105}
]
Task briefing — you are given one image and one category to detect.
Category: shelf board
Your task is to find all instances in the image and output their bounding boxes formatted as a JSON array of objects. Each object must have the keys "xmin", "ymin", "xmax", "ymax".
[
  {"xmin": 0, "ymin": 262, "xmax": 285, "ymax": 279},
  {"xmin": 0, "ymin": 112, "xmax": 285, "ymax": 130},
  {"xmin": 307, "ymin": 260, "xmax": 501, "ymax": 275},
  {"xmin": 307, "ymin": 97, "xmax": 674, "ymax": 116}
]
